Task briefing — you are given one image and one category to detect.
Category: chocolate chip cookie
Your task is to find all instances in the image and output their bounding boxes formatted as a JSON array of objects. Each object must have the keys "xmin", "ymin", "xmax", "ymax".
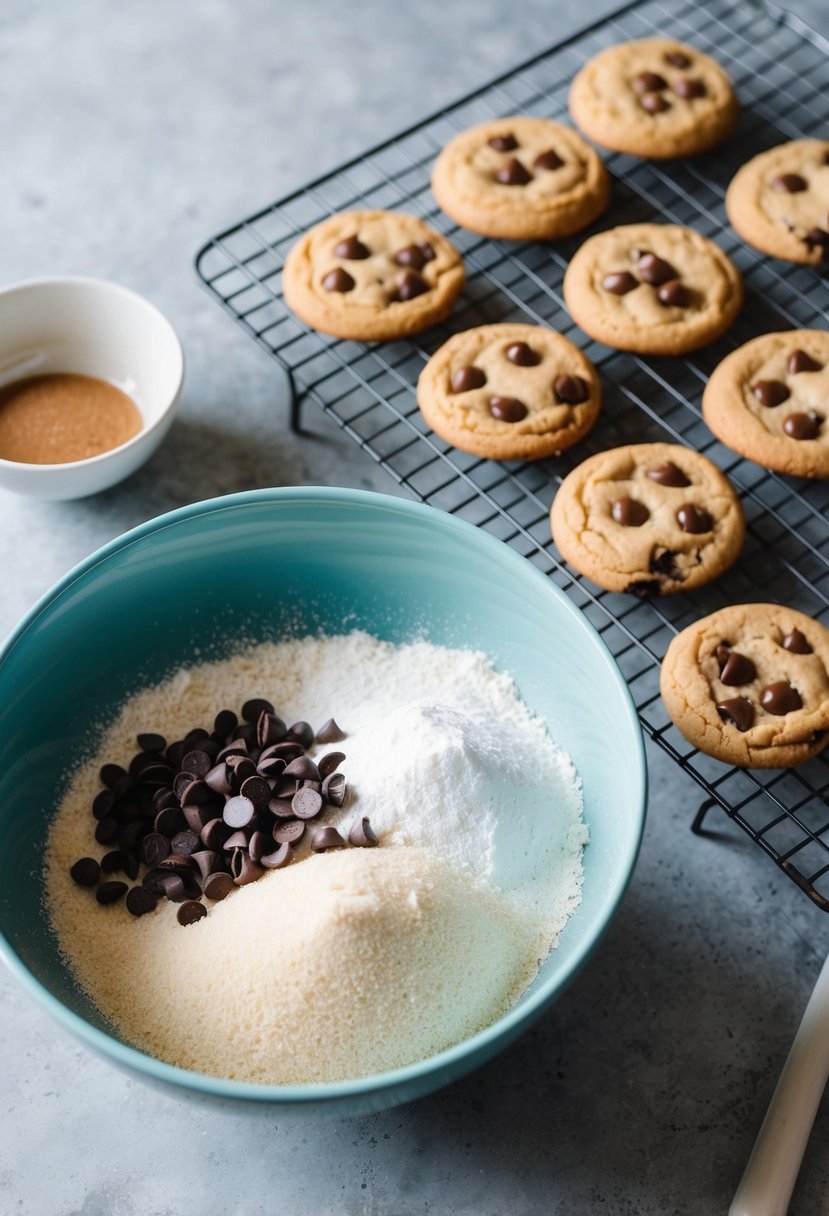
[
  {"xmin": 430, "ymin": 117, "xmax": 610, "ymax": 241},
  {"xmin": 702, "ymin": 330, "xmax": 829, "ymax": 479},
  {"xmin": 569, "ymin": 37, "xmax": 738, "ymax": 159},
  {"xmin": 550, "ymin": 442, "xmax": 744, "ymax": 595},
  {"xmin": 416, "ymin": 323, "xmax": 601, "ymax": 461},
  {"xmin": 660, "ymin": 604, "xmax": 829, "ymax": 768},
  {"xmin": 726, "ymin": 139, "xmax": 829, "ymax": 266},
  {"xmin": 562, "ymin": 223, "xmax": 743, "ymax": 355},
  {"xmin": 282, "ymin": 210, "xmax": 465, "ymax": 341}
]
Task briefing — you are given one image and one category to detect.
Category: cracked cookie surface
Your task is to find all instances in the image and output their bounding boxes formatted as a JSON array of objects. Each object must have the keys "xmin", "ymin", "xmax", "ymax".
[
  {"xmin": 660, "ymin": 604, "xmax": 829, "ymax": 768},
  {"xmin": 562, "ymin": 223, "xmax": 742, "ymax": 355},
  {"xmin": 431, "ymin": 117, "xmax": 610, "ymax": 241},
  {"xmin": 550, "ymin": 442, "xmax": 744, "ymax": 595},
  {"xmin": 702, "ymin": 329, "xmax": 829, "ymax": 479},
  {"xmin": 569, "ymin": 37, "xmax": 738, "ymax": 159},
  {"xmin": 416, "ymin": 323, "xmax": 601, "ymax": 461},
  {"xmin": 726, "ymin": 140, "xmax": 829, "ymax": 266},
  {"xmin": 282, "ymin": 209, "xmax": 465, "ymax": 341}
]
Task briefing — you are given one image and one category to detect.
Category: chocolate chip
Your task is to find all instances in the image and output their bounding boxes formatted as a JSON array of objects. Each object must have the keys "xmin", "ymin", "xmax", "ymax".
[
  {"xmin": 602, "ymin": 271, "xmax": 638, "ymax": 295},
  {"xmin": 633, "ymin": 71, "xmax": 668, "ymax": 93},
  {"xmin": 171, "ymin": 830, "xmax": 201, "ymax": 857},
  {"xmin": 664, "ymin": 50, "xmax": 692, "ymax": 68},
  {"xmin": 213, "ymin": 709, "xmax": 238, "ymax": 738},
  {"xmin": 316, "ymin": 718, "xmax": 346, "ymax": 743},
  {"xmin": 450, "ymin": 365, "xmax": 486, "ymax": 393},
  {"xmin": 239, "ymin": 775, "xmax": 272, "ymax": 810},
  {"xmin": 676, "ymin": 503, "xmax": 713, "ymax": 533},
  {"xmin": 318, "ymin": 751, "xmax": 346, "ymax": 779},
  {"xmin": 673, "ymin": 78, "xmax": 706, "ymax": 99},
  {"xmin": 489, "ymin": 133, "xmax": 518, "ymax": 151},
  {"xmin": 92, "ymin": 788, "xmax": 115, "ymax": 820},
  {"xmin": 322, "ymin": 771, "xmax": 347, "ymax": 807},
  {"xmin": 321, "ymin": 268, "xmax": 355, "ymax": 293},
  {"xmin": 137, "ymin": 762, "xmax": 174, "ymax": 788},
  {"xmin": 203, "ymin": 872, "xmax": 235, "ymax": 902},
  {"xmin": 100, "ymin": 763, "xmax": 128, "ymax": 790},
  {"xmin": 394, "ymin": 244, "xmax": 431, "ymax": 271},
  {"xmin": 554, "ymin": 374, "xmax": 589, "ymax": 405},
  {"xmin": 70, "ymin": 857, "xmax": 100, "ymax": 888},
  {"xmin": 640, "ymin": 92, "xmax": 671, "ymax": 113},
  {"xmin": 717, "ymin": 647, "xmax": 757, "ymax": 685},
  {"xmin": 223, "ymin": 795, "xmax": 256, "ymax": 829},
  {"xmin": 650, "ymin": 549, "xmax": 684, "ymax": 582},
  {"xmin": 96, "ymin": 881, "xmax": 127, "ymax": 906},
  {"xmin": 231, "ymin": 851, "xmax": 264, "ymax": 886},
  {"xmin": 637, "ymin": 254, "xmax": 677, "ymax": 286},
  {"xmin": 180, "ymin": 778, "xmax": 212, "ymax": 807},
  {"xmin": 348, "ymin": 817, "xmax": 379, "ymax": 847},
  {"xmin": 94, "ymin": 816, "xmax": 119, "ymax": 845},
  {"xmin": 716, "ymin": 697, "xmax": 754, "ymax": 732},
  {"xmin": 772, "ymin": 174, "xmax": 808, "ymax": 193},
  {"xmin": 274, "ymin": 819, "xmax": 305, "ymax": 845},
  {"xmin": 647, "ymin": 461, "xmax": 690, "ymax": 487},
  {"xmin": 191, "ymin": 850, "xmax": 219, "ymax": 881},
  {"xmin": 760, "ymin": 681, "xmax": 802, "ymax": 715},
  {"xmin": 292, "ymin": 787, "xmax": 323, "ymax": 820},
  {"xmin": 126, "ymin": 886, "xmax": 158, "ymax": 917},
  {"xmin": 101, "ymin": 850, "xmax": 131, "ymax": 875},
  {"xmin": 260, "ymin": 842, "xmax": 292, "ymax": 869},
  {"xmin": 205, "ymin": 763, "xmax": 232, "ymax": 797},
  {"xmin": 805, "ymin": 228, "xmax": 829, "ymax": 259},
  {"xmin": 201, "ymin": 817, "xmax": 231, "ymax": 851},
  {"xmin": 269, "ymin": 797, "xmax": 296, "ymax": 819},
  {"xmin": 311, "ymin": 826, "xmax": 346, "ymax": 852},
  {"xmin": 142, "ymin": 831, "xmax": 171, "ymax": 867},
  {"xmin": 494, "ymin": 157, "xmax": 532, "ymax": 185},
  {"xmin": 283, "ymin": 755, "xmax": 321, "ymax": 781},
  {"xmin": 177, "ymin": 900, "xmax": 207, "ymax": 926},
  {"xmin": 393, "ymin": 270, "xmax": 428, "ymax": 301},
  {"xmin": 788, "ymin": 349, "xmax": 822, "ymax": 374},
  {"xmin": 782, "ymin": 628, "xmax": 812, "ymax": 654},
  {"xmin": 505, "ymin": 341, "xmax": 541, "ymax": 366},
  {"xmin": 183, "ymin": 803, "xmax": 215, "ymax": 834},
  {"xmin": 137, "ymin": 733, "xmax": 166, "ymax": 753},
  {"xmin": 228, "ymin": 757, "xmax": 258, "ymax": 788},
  {"xmin": 333, "ymin": 235, "xmax": 370, "ymax": 260},
  {"xmin": 657, "ymin": 280, "xmax": 692, "ymax": 308},
  {"xmin": 783, "ymin": 411, "xmax": 822, "ymax": 440},
  {"xmin": 181, "ymin": 750, "xmax": 211, "ymax": 779},
  {"xmin": 612, "ymin": 497, "xmax": 649, "ymax": 527},
  {"xmin": 489, "ymin": 396, "xmax": 528, "ymax": 423},
  {"xmin": 533, "ymin": 149, "xmax": 564, "ymax": 171},
  {"xmin": 248, "ymin": 831, "xmax": 269, "ymax": 864},
  {"xmin": 241, "ymin": 698, "xmax": 274, "ymax": 724},
  {"xmin": 751, "ymin": 379, "xmax": 790, "ymax": 408}
]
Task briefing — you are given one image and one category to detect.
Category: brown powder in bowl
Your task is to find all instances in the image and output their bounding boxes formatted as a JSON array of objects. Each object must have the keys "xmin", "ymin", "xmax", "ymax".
[{"xmin": 0, "ymin": 373, "xmax": 143, "ymax": 464}]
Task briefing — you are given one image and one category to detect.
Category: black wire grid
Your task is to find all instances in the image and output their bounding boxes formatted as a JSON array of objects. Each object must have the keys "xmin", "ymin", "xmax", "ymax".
[{"xmin": 196, "ymin": 0, "xmax": 829, "ymax": 909}]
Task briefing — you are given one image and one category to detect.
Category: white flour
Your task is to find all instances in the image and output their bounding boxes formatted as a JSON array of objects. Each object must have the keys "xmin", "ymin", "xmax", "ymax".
[{"xmin": 46, "ymin": 632, "xmax": 587, "ymax": 1083}]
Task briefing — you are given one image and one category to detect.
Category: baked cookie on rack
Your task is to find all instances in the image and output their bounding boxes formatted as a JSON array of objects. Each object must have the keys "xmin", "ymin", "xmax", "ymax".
[
  {"xmin": 726, "ymin": 139, "xmax": 829, "ymax": 265},
  {"xmin": 562, "ymin": 223, "xmax": 742, "ymax": 354},
  {"xmin": 416, "ymin": 323, "xmax": 601, "ymax": 461},
  {"xmin": 430, "ymin": 116, "xmax": 610, "ymax": 241},
  {"xmin": 660, "ymin": 604, "xmax": 829, "ymax": 768},
  {"xmin": 282, "ymin": 210, "xmax": 465, "ymax": 341},
  {"xmin": 702, "ymin": 329, "xmax": 829, "ymax": 479},
  {"xmin": 569, "ymin": 37, "xmax": 738, "ymax": 159},
  {"xmin": 550, "ymin": 442, "xmax": 744, "ymax": 595}
]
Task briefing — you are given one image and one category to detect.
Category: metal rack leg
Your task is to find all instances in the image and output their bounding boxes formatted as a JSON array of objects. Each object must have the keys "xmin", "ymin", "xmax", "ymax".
[
  {"xmin": 285, "ymin": 368, "xmax": 305, "ymax": 435},
  {"xmin": 691, "ymin": 798, "xmax": 718, "ymax": 835}
]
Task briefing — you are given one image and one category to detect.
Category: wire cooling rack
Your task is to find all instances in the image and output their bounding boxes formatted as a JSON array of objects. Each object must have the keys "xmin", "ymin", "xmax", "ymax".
[{"xmin": 196, "ymin": 0, "xmax": 829, "ymax": 909}]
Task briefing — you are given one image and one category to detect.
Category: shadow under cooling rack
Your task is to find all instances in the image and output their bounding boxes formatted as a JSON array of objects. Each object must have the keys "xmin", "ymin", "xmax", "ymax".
[{"xmin": 196, "ymin": 0, "xmax": 829, "ymax": 909}]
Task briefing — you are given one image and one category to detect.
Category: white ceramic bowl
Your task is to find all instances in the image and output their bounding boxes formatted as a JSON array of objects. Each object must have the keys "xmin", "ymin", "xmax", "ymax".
[{"xmin": 0, "ymin": 276, "xmax": 184, "ymax": 499}]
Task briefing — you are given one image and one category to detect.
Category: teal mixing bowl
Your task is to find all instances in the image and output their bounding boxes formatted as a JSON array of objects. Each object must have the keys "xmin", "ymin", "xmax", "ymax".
[{"xmin": 0, "ymin": 488, "xmax": 646, "ymax": 1117}]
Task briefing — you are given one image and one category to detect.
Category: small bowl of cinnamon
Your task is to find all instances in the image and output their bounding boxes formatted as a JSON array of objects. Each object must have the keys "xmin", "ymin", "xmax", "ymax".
[{"xmin": 0, "ymin": 276, "xmax": 184, "ymax": 499}]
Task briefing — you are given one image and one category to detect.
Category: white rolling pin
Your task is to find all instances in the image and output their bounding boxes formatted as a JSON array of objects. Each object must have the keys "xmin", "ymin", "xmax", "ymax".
[{"xmin": 730, "ymin": 949, "xmax": 829, "ymax": 1216}]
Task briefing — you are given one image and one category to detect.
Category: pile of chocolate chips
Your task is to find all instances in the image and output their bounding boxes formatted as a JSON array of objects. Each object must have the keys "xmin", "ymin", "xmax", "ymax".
[{"xmin": 69, "ymin": 700, "xmax": 378, "ymax": 925}]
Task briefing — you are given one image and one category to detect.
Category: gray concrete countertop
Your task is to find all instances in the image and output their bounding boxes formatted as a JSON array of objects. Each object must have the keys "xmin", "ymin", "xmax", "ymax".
[{"xmin": 2, "ymin": 1, "xmax": 829, "ymax": 1212}]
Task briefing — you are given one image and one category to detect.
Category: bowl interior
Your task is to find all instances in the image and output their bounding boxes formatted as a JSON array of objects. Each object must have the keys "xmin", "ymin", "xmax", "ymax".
[
  {"xmin": 0, "ymin": 277, "xmax": 183, "ymax": 429},
  {"xmin": 0, "ymin": 489, "xmax": 645, "ymax": 1107}
]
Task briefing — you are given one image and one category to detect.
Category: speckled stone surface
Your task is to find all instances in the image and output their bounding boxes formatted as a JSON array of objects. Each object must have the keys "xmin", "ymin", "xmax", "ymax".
[{"xmin": 2, "ymin": 1, "xmax": 829, "ymax": 1213}]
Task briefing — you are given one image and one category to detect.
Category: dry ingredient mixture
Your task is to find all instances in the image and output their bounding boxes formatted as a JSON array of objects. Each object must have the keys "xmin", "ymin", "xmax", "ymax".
[
  {"xmin": 46, "ymin": 633, "xmax": 587, "ymax": 1084},
  {"xmin": 0, "ymin": 373, "xmax": 142, "ymax": 464}
]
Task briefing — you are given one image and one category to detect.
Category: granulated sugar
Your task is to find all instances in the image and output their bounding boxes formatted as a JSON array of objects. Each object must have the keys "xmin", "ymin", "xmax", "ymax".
[{"xmin": 46, "ymin": 632, "xmax": 587, "ymax": 1084}]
